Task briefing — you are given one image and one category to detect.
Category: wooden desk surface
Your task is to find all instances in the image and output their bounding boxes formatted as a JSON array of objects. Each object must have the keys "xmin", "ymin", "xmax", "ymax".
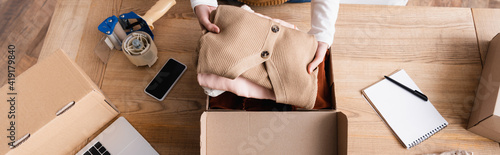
[
  {"xmin": 38, "ymin": 0, "xmax": 500, "ymax": 154},
  {"xmin": 333, "ymin": 4, "xmax": 500, "ymax": 154},
  {"xmin": 471, "ymin": 8, "xmax": 500, "ymax": 65}
]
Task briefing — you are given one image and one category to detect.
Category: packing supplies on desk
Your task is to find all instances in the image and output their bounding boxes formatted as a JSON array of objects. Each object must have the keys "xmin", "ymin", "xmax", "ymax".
[
  {"xmin": 362, "ymin": 69, "xmax": 448, "ymax": 149},
  {"xmin": 96, "ymin": 0, "xmax": 175, "ymax": 65}
]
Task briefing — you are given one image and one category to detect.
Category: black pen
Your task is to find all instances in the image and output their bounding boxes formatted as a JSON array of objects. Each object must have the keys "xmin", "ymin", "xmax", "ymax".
[{"xmin": 384, "ymin": 76, "xmax": 428, "ymax": 101}]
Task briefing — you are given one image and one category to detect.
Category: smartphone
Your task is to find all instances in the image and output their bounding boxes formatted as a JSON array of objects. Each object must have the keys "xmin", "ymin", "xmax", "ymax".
[{"xmin": 144, "ymin": 58, "xmax": 187, "ymax": 101}]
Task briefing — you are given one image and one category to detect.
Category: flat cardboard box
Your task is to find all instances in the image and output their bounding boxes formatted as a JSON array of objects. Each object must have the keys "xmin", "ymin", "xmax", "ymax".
[
  {"xmin": 200, "ymin": 51, "xmax": 348, "ymax": 154},
  {"xmin": 468, "ymin": 33, "xmax": 500, "ymax": 142},
  {"xmin": 200, "ymin": 111, "xmax": 347, "ymax": 155},
  {"xmin": 0, "ymin": 49, "xmax": 119, "ymax": 154}
]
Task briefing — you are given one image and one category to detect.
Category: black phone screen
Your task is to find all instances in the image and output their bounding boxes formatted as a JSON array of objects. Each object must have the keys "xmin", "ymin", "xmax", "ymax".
[{"xmin": 145, "ymin": 58, "xmax": 186, "ymax": 101}]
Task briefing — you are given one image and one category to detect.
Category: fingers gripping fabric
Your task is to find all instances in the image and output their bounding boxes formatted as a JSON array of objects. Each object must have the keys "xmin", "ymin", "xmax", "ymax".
[{"xmin": 197, "ymin": 5, "xmax": 318, "ymax": 109}]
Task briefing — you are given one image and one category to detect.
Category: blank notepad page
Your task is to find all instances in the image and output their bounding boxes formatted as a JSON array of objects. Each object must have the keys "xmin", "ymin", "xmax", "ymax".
[{"xmin": 362, "ymin": 69, "xmax": 448, "ymax": 148}]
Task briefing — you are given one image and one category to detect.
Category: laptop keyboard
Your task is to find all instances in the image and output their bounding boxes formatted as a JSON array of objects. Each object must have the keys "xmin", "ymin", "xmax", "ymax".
[{"xmin": 83, "ymin": 142, "xmax": 110, "ymax": 155}]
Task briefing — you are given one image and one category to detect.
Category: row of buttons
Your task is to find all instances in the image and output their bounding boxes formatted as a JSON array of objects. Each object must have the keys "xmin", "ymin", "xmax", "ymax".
[{"xmin": 261, "ymin": 25, "xmax": 280, "ymax": 59}]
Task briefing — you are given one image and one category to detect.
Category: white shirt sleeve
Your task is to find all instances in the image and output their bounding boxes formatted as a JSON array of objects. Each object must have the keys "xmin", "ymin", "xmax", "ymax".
[
  {"xmin": 308, "ymin": 0, "xmax": 340, "ymax": 47},
  {"xmin": 190, "ymin": 0, "xmax": 218, "ymax": 10}
]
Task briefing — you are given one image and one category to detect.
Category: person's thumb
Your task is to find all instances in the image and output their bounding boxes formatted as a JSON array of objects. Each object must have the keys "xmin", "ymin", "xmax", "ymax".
[
  {"xmin": 307, "ymin": 42, "xmax": 329, "ymax": 73},
  {"xmin": 196, "ymin": 5, "xmax": 220, "ymax": 33},
  {"xmin": 308, "ymin": 55, "xmax": 324, "ymax": 74},
  {"xmin": 202, "ymin": 21, "xmax": 220, "ymax": 33}
]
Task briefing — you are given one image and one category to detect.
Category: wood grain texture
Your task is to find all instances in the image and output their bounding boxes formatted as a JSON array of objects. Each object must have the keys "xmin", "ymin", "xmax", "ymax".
[
  {"xmin": 407, "ymin": 0, "xmax": 472, "ymax": 7},
  {"xmin": 35, "ymin": 0, "xmax": 121, "ymax": 86},
  {"xmin": 0, "ymin": 0, "xmax": 56, "ymax": 86},
  {"xmin": 471, "ymin": 8, "xmax": 500, "ymax": 66},
  {"xmin": 74, "ymin": 0, "xmax": 122, "ymax": 87},
  {"xmin": 407, "ymin": 0, "xmax": 490, "ymax": 8},
  {"xmin": 7, "ymin": 0, "xmax": 498, "ymax": 154},
  {"xmin": 101, "ymin": 1, "xmax": 500, "ymax": 154},
  {"xmin": 406, "ymin": 0, "xmax": 500, "ymax": 8},
  {"xmin": 4, "ymin": 0, "xmax": 499, "ymax": 87},
  {"xmin": 101, "ymin": 0, "xmax": 206, "ymax": 154},
  {"xmin": 491, "ymin": 0, "xmax": 500, "ymax": 7},
  {"xmin": 38, "ymin": 0, "xmax": 92, "ymax": 61},
  {"xmin": 333, "ymin": 4, "xmax": 499, "ymax": 154}
]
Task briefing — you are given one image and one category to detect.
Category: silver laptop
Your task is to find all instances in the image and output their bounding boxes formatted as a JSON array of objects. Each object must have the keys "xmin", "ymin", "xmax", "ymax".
[{"xmin": 76, "ymin": 117, "xmax": 159, "ymax": 155}]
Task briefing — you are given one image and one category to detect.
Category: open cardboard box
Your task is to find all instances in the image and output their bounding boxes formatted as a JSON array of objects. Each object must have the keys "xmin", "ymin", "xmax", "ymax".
[
  {"xmin": 468, "ymin": 33, "xmax": 500, "ymax": 142},
  {"xmin": 0, "ymin": 49, "xmax": 119, "ymax": 154},
  {"xmin": 200, "ymin": 51, "xmax": 348, "ymax": 155}
]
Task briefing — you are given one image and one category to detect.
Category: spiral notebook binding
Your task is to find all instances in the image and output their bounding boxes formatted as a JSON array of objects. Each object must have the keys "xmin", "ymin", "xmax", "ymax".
[{"xmin": 407, "ymin": 122, "xmax": 448, "ymax": 149}]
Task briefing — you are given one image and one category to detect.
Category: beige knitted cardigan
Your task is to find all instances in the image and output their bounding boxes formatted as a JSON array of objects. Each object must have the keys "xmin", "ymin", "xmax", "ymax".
[{"xmin": 197, "ymin": 5, "xmax": 318, "ymax": 109}]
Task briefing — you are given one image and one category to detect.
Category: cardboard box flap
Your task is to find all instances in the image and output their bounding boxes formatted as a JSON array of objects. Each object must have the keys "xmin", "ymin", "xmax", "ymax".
[
  {"xmin": 0, "ymin": 49, "xmax": 108, "ymax": 154},
  {"xmin": 200, "ymin": 112, "xmax": 207, "ymax": 155},
  {"xmin": 468, "ymin": 33, "xmax": 500, "ymax": 128},
  {"xmin": 468, "ymin": 115, "xmax": 500, "ymax": 142},
  {"xmin": 337, "ymin": 112, "xmax": 348, "ymax": 155},
  {"xmin": 7, "ymin": 90, "xmax": 118, "ymax": 154},
  {"xmin": 201, "ymin": 111, "xmax": 347, "ymax": 155},
  {"xmin": 495, "ymin": 87, "xmax": 500, "ymax": 116}
]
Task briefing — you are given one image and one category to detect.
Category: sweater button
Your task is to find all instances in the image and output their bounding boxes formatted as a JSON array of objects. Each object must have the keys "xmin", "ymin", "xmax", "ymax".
[
  {"xmin": 271, "ymin": 25, "xmax": 279, "ymax": 33},
  {"xmin": 261, "ymin": 51, "xmax": 269, "ymax": 58}
]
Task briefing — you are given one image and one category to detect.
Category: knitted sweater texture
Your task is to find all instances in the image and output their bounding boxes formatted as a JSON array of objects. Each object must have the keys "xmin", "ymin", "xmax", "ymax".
[{"xmin": 197, "ymin": 5, "xmax": 318, "ymax": 109}]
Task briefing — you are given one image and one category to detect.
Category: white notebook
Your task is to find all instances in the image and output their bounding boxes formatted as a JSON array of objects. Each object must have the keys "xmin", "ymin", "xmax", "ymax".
[{"xmin": 362, "ymin": 69, "xmax": 448, "ymax": 149}]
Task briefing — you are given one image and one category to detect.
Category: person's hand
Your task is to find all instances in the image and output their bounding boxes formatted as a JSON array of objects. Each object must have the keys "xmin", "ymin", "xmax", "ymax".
[
  {"xmin": 194, "ymin": 5, "xmax": 220, "ymax": 33},
  {"xmin": 307, "ymin": 41, "xmax": 329, "ymax": 74}
]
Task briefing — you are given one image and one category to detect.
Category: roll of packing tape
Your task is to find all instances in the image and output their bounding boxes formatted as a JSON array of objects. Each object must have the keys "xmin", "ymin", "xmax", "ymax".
[{"xmin": 122, "ymin": 31, "xmax": 158, "ymax": 67}]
